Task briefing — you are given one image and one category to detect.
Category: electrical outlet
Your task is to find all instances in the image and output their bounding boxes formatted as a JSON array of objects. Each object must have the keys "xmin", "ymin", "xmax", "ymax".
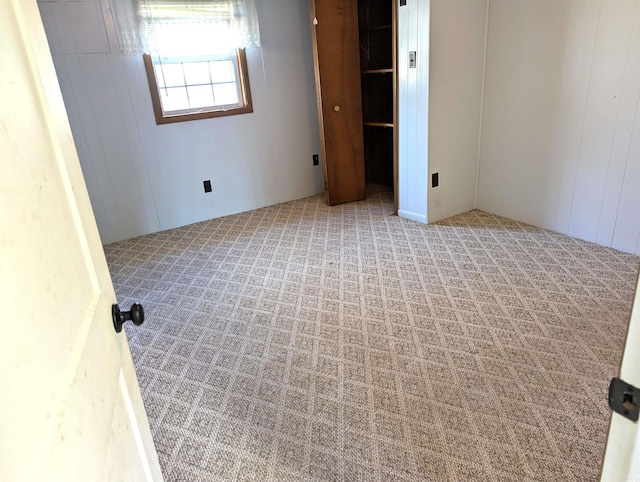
[
  {"xmin": 203, "ymin": 180, "xmax": 212, "ymax": 193},
  {"xmin": 432, "ymin": 173, "xmax": 439, "ymax": 188},
  {"xmin": 313, "ymin": 154, "xmax": 319, "ymax": 166}
]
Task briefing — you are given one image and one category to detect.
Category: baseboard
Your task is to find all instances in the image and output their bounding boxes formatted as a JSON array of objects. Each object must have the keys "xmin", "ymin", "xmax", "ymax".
[{"xmin": 398, "ymin": 210, "xmax": 427, "ymax": 224}]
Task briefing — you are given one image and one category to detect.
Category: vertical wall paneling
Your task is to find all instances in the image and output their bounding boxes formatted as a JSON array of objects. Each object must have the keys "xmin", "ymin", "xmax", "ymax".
[
  {"xmin": 568, "ymin": 2, "xmax": 637, "ymax": 242},
  {"xmin": 598, "ymin": 3, "xmax": 640, "ymax": 247},
  {"xmin": 397, "ymin": 0, "xmax": 410, "ymax": 219},
  {"xmin": 118, "ymin": 55, "xmax": 168, "ymax": 229},
  {"xmin": 106, "ymin": 54, "xmax": 161, "ymax": 234},
  {"xmin": 398, "ymin": 0, "xmax": 487, "ymax": 225},
  {"xmin": 49, "ymin": 2, "xmax": 77, "ymax": 54},
  {"xmin": 50, "ymin": 53, "xmax": 111, "ymax": 235},
  {"xmin": 397, "ymin": 0, "xmax": 429, "ymax": 224},
  {"xmin": 256, "ymin": 2, "xmax": 323, "ymax": 202},
  {"xmin": 37, "ymin": 0, "xmax": 324, "ymax": 244},
  {"xmin": 236, "ymin": 48, "xmax": 280, "ymax": 210},
  {"xmin": 79, "ymin": 53, "xmax": 154, "ymax": 239},
  {"xmin": 477, "ymin": 0, "xmax": 640, "ymax": 255},
  {"xmin": 40, "ymin": 0, "xmax": 640, "ymax": 253},
  {"xmin": 38, "ymin": 2, "xmax": 62, "ymax": 55},
  {"xmin": 66, "ymin": 1, "xmax": 109, "ymax": 53},
  {"xmin": 415, "ymin": 0, "xmax": 430, "ymax": 222},
  {"xmin": 148, "ymin": 122, "xmax": 192, "ymax": 230},
  {"xmin": 61, "ymin": 52, "xmax": 124, "ymax": 239},
  {"xmin": 428, "ymin": 0, "xmax": 487, "ymax": 223},
  {"xmin": 474, "ymin": 1, "xmax": 490, "ymax": 208},
  {"xmin": 612, "ymin": 99, "xmax": 640, "ymax": 254},
  {"xmin": 548, "ymin": 1, "xmax": 601, "ymax": 233},
  {"xmin": 479, "ymin": 0, "xmax": 595, "ymax": 229}
]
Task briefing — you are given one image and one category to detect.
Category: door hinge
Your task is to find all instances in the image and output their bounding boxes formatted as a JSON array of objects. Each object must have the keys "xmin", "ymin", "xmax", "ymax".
[
  {"xmin": 400, "ymin": 0, "xmax": 407, "ymax": 6},
  {"xmin": 609, "ymin": 377, "xmax": 639, "ymax": 423}
]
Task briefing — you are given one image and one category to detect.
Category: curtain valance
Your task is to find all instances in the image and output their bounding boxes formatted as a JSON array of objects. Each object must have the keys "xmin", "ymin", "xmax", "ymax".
[{"xmin": 112, "ymin": 0, "xmax": 261, "ymax": 56}]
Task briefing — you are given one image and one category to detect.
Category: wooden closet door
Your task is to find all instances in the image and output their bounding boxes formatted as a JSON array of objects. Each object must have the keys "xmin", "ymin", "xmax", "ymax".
[{"xmin": 310, "ymin": 0, "xmax": 366, "ymax": 205}]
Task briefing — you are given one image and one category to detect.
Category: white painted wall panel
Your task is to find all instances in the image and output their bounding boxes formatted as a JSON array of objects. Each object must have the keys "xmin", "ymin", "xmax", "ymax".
[
  {"xmin": 397, "ymin": 0, "xmax": 413, "ymax": 221},
  {"xmin": 38, "ymin": 0, "xmax": 323, "ymax": 244},
  {"xmin": 256, "ymin": 2, "xmax": 323, "ymax": 201},
  {"xmin": 106, "ymin": 54, "xmax": 161, "ymax": 232},
  {"xmin": 552, "ymin": 1, "xmax": 602, "ymax": 234},
  {"xmin": 233, "ymin": 49, "xmax": 280, "ymax": 210},
  {"xmin": 415, "ymin": 0, "xmax": 430, "ymax": 222},
  {"xmin": 480, "ymin": 0, "xmax": 591, "ymax": 229},
  {"xmin": 60, "ymin": 52, "xmax": 124, "ymax": 239},
  {"xmin": 399, "ymin": 0, "xmax": 487, "ymax": 225},
  {"xmin": 51, "ymin": 53, "xmax": 111, "ymax": 234},
  {"xmin": 478, "ymin": 0, "xmax": 640, "ymax": 255},
  {"xmin": 568, "ymin": 2, "xmax": 637, "ymax": 242},
  {"xmin": 428, "ymin": 0, "xmax": 487, "ymax": 223},
  {"xmin": 597, "ymin": 6, "xmax": 640, "ymax": 247},
  {"xmin": 612, "ymin": 101, "xmax": 640, "ymax": 254},
  {"xmin": 66, "ymin": 1, "xmax": 109, "ymax": 53},
  {"xmin": 79, "ymin": 53, "xmax": 157, "ymax": 239},
  {"xmin": 398, "ymin": 0, "xmax": 429, "ymax": 224},
  {"xmin": 38, "ymin": 3, "xmax": 62, "ymax": 55},
  {"xmin": 48, "ymin": 2, "xmax": 77, "ymax": 55}
]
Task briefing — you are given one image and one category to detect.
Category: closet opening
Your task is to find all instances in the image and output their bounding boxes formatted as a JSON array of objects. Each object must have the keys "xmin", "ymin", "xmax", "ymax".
[{"xmin": 358, "ymin": 0, "xmax": 397, "ymax": 212}]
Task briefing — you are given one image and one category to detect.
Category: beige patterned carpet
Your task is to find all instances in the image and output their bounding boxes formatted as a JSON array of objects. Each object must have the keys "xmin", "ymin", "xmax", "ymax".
[{"xmin": 105, "ymin": 185, "xmax": 639, "ymax": 481}]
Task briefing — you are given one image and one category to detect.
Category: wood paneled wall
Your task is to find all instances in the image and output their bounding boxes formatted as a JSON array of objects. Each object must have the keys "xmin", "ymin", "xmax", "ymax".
[
  {"xmin": 398, "ymin": 0, "xmax": 489, "ymax": 226},
  {"xmin": 428, "ymin": 0, "xmax": 487, "ymax": 223},
  {"xmin": 37, "ymin": 0, "xmax": 323, "ymax": 245},
  {"xmin": 397, "ymin": 0, "xmax": 430, "ymax": 224},
  {"xmin": 478, "ymin": 0, "xmax": 640, "ymax": 255},
  {"xmin": 38, "ymin": 0, "xmax": 640, "ymax": 255}
]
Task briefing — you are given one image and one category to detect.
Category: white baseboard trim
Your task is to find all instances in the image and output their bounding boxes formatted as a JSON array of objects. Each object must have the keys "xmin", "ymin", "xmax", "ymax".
[{"xmin": 398, "ymin": 210, "xmax": 427, "ymax": 224}]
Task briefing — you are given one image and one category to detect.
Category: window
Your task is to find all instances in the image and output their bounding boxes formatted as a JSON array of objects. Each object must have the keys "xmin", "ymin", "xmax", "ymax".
[
  {"xmin": 112, "ymin": 0, "xmax": 260, "ymax": 124},
  {"xmin": 143, "ymin": 49, "xmax": 252, "ymax": 124}
]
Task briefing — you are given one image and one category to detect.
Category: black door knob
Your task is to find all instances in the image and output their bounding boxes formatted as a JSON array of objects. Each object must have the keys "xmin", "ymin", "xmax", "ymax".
[{"xmin": 112, "ymin": 303, "xmax": 144, "ymax": 333}]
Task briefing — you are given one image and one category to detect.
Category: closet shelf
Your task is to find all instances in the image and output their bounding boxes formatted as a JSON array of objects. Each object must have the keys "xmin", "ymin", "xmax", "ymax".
[
  {"xmin": 362, "ymin": 69, "xmax": 393, "ymax": 74},
  {"xmin": 370, "ymin": 24, "xmax": 392, "ymax": 31},
  {"xmin": 363, "ymin": 120, "xmax": 394, "ymax": 128},
  {"xmin": 359, "ymin": 0, "xmax": 396, "ymax": 190}
]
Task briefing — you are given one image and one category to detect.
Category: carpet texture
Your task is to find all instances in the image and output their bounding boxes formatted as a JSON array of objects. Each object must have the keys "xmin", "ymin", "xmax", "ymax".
[{"xmin": 105, "ymin": 185, "xmax": 639, "ymax": 481}]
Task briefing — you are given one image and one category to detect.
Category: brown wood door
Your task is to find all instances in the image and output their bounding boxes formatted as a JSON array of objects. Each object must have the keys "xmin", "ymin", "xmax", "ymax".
[{"xmin": 310, "ymin": 0, "xmax": 366, "ymax": 205}]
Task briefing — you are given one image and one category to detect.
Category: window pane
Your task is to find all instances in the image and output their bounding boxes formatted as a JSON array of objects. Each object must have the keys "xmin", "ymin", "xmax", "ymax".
[
  {"xmin": 209, "ymin": 60, "xmax": 235, "ymax": 83},
  {"xmin": 187, "ymin": 85, "xmax": 215, "ymax": 109},
  {"xmin": 213, "ymin": 83, "xmax": 239, "ymax": 106},
  {"xmin": 182, "ymin": 62, "xmax": 211, "ymax": 86},
  {"xmin": 158, "ymin": 63, "xmax": 185, "ymax": 88},
  {"xmin": 159, "ymin": 86, "xmax": 189, "ymax": 112},
  {"xmin": 153, "ymin": 64, "xmax": 166, "ymax": 89}
]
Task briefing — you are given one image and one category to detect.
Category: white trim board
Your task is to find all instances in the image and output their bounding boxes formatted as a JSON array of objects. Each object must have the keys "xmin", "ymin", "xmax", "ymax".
[{"xmin": 398, "ymin": 209, "xmax": 427, "ymax": 224}]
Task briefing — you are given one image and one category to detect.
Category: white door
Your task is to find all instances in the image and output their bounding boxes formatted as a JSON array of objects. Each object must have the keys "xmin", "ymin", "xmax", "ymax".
[
  {"xmin": 601, "ymin": 272, "xmax": 640, "ymax": 481},
  {"xmin": 0, "ymin": 1, "xmax": 162, "ymax": 481}
]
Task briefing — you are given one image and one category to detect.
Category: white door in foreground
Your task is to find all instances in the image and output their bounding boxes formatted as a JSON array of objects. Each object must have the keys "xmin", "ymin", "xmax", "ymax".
[
  {"xmin": 601, "ymin": 271, "xmax": 640, "ymax": 481},
  {"xmin": 0, "ymin": 1, "xmax": 162, "ymax": 480}
]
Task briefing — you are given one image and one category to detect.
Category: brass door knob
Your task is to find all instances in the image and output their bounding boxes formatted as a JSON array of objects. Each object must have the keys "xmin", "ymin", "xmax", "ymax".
[{"xmin": 333, "ymin": 105, "xmax": 340, "ymax": 112}]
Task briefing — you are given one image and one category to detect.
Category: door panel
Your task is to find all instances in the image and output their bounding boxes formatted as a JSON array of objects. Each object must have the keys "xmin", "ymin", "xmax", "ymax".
[
  {"xmin": 310, "ymin": 0, "xmax": 366, "ymax": 205},
  {"xmin": 0, "ymin": 1, "xmax": 161, "ymax": 480},
  {"xmin": 601, "ymin": 271, "xmax": 640, "ymax": 480}
]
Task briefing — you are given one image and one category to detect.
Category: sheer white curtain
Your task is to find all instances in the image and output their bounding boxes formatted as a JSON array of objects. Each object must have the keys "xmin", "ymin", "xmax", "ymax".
[{"xmin": 112, "ymin": 0, "xmax": 261, "ymax": 56}]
